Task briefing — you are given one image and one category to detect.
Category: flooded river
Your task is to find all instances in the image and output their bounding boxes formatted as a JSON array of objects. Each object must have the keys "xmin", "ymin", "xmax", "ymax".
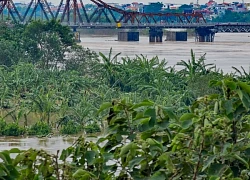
[
  {"xmin": 0, "ymin": 136, "xmax": 81, "ymax": 154},
  {"xmin": 80, "ymin": 33, "xmax": 250, "ymax": 73},
  {"xmin": 0, "ymin": 33, "xmax": 250, "ymax": 153}
]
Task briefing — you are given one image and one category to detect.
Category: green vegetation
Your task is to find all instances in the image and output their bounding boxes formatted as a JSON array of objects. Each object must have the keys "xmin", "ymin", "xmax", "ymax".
[
  {"xmin": 0, "ymin": 20, "xmax": 220, "ymax": 136},
  {"xmin": 0, "ymin": 119, "xmax": 25, "ymax": 136},
  {"xmin": 84, "ymin": 122, "xmax": 101, "ymax": 134},
  {"xmin": 1, "ymin": 20, "xmax": 250, "ymax": 179},
  {"xmin": 27, "ymin": 121, "xmax": 52, "ymax": 136},
  {"xmin": 1, "ymin": 80, "xmax": 250, "ymax": 179},
  {"xmin": 60, "ymin": 121, "xmax": 82, "ymax": 135}
]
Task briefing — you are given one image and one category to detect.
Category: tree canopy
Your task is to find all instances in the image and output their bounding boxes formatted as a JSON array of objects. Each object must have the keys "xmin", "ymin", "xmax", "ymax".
[{"xmin": 0, "ymin": 20, "xmax": 75, "ymax": 68}]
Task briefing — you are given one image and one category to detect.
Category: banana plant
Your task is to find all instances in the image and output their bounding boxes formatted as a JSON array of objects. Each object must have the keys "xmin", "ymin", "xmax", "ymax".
[
  {"xmin": 177, "ymin": 49, "xmax": 215, "ymax": 81},
  {"xmin": 232, "ymin": 66, "xmax": 250, "ymax": 80},
  {"xmin": 31, "ymin": 90, "xmax": 57, "ymax": 125},
  {"xmin": 99, "ymin": 48, "xmax": 122, "ymax": 87}
]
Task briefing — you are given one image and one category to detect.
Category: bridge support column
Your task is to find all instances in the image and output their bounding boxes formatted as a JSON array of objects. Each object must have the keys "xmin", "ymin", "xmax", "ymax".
[
  {"xmin": 165, "ymin": 31, "xmax": 187, "ymax": 41},
  {"xmin": 72, "ymin": 27, "xmax": 81, "ymax": 43},
  {"xmin": 149, "ymin": 28, "xmax": 163, "ymax": 42},
  {"xmin": 118, "ymin": 31, "xmax": 139, "ymax": 41},
  {"xmin": 195, "ymin": 27, "xmax": 215, "ymax": 42}
]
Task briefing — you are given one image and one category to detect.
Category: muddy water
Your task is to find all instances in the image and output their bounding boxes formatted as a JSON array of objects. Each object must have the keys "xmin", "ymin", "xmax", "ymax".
[
  {"xmin": 1, "ymin": 33, "xmax": 250, "ymax": 153},
  {"xmin": 80, "ymin": 33, "xmax": 250, "ymax": 73},
  {"xmin": 0, "ymin": 136, "xmax": 81, "ymax": 154},
  {"xmin": 0, "ymin": 134, "xmax": 101, "ymax": 154}
]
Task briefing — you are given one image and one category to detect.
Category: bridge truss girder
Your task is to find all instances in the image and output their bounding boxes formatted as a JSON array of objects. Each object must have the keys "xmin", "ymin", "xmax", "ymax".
[
  {"xmin": 0, "ymin": 0, "xmax": 206, "ymax": 25},
  {"xmin": 23, "ymin": 0, "xmax": 54, "ymax": 22},
  {"xmin": 0, "ymin": 0, "xmax": 22, "ymax": 22},
  {"xmin": 56, "ymin": 0, "xmax": 89, "ymax": 24},
  {"xmin": 89, "ymin": 0, "xmax": 206, "ymax": 24},
  {"xmin": 216, "ymin": 25, "xmax": 250, "ymax": 33}
]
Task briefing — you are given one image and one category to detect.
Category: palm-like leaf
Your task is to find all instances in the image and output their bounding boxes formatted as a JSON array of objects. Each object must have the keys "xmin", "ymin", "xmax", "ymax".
[
  {"xmin": 177, "ymin": 49, "xmax": 215, "ymax": 80},
  {"xmin": 232, "ymin": 66, "xmax": 250, "ymax": 79}
]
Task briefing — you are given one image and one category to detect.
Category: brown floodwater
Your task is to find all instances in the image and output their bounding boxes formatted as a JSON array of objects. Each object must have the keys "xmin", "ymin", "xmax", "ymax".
[
  {"xmin": 1, "ymin": 33, "xmax": 250, "ymax": 153},
  {"xmin": 0, "ymin": 136, "xmax": 81, "ymax": 154},
  {"xmin": 80, "ymin": 33, "xmax": 250, "ymax": 73}
]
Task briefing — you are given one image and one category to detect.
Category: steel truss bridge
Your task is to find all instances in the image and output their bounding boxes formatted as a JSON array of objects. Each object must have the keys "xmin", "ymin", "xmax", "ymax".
[
  {"xmin": 74, "ymin": 23, "xmax": 250, "ymax": 33},
  {"xmin": 0, "ymin": 0, "xmax": 205, "ymax": 23},
  {"xmin": 1, "ymin": 0, "xmax": 250, "ymax": 33}
]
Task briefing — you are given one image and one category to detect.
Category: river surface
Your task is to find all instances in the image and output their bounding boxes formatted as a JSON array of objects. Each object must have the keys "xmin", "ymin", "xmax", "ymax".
[
  {"xmin": 0, "ymin": 136, "xmax": 81, "ymax": 154},
  {"xmin": 80, "ymin": 33, "xmax": 250, "ymax": 73},
  {"xmin": 1, "ymin": 33, "xmax": 250, "ymax": 153}
]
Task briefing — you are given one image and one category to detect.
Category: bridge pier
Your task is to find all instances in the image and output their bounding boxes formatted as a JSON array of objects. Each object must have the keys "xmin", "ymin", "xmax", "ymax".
[
  {"xmin": 72, "ymin": 27, "xmax": 81, "ymax": 43},
  {"xmin": 149, "ymin": 28, "xmax": 163, "ymax": 42},
  {"xmin": 118, "ymin": 31, "xmax": 139, "ymax": 41},
  {"xmin": 195, "ymin": 27, "xmax": 215, "ymax": 42},
  {"xmin": 165, "ymin": 31, "xmax": 187, "ymax": 41}
]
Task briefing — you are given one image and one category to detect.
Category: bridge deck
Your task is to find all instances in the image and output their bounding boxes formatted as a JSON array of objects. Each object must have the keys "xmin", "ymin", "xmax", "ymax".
[{"xmin": 68, "ymin": 23, "xmax": 250, "ymax": 33}]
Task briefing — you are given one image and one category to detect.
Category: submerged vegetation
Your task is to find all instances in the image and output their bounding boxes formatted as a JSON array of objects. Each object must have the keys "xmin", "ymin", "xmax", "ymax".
[{"xmin": 1, "ymin": 20, "xmax": 250, "ymax": 179}]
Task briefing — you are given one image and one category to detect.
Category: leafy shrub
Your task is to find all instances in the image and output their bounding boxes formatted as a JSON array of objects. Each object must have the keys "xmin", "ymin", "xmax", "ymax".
[
  {"xmin": 60, "ymin": 121, "xmax": 82, "ymax": 135},
  {"xmin": 84, "ymin": 122, "xmax": 101, "ymax": 134},
  {"xmin": 2, "ymin": 79, "xmax": 250, "ymax": 179},
  {"xmin": 0, "ymin": 118, "xmax": 6, "ymax": 135},
  {"xmin": 27, "ymin": 121, "xmax": 51, "ymax": 136},
  {"xmin": 4, "ymin": 123, "xmax": 25, "ymax": 136}
]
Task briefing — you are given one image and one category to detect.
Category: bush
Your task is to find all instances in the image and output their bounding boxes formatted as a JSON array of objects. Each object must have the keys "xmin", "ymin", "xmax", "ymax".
[
  {"xmin": 4, "ymin": 123, "xmax": 25, "ymax": 136},
  {"xmin": 0, "ymin": 118, "xmax": 6, "ymax": 135},
  {"xmin": 60, "ymin": 121, "xmax": 82, "ymax": 135},
  {"xmin": 84, "ymin": 122, "xmax": 101, "ymax": 134},
  {"xmin": 28, "ymin": 121, "xmax": 51, "ymax": 136}
]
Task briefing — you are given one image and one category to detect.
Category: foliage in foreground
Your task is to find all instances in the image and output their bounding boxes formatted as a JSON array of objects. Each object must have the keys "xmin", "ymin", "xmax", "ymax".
[
  {"xmin": 0, "ymin": 20, "xmax": 226, "ymax": 136},
  {"xmin": 0, "ymin": 42, "xmax": 222, "ymax": 136},
  {"xmin": 1, "ymin": 78, "xmax": 250, "ymax": 179}
]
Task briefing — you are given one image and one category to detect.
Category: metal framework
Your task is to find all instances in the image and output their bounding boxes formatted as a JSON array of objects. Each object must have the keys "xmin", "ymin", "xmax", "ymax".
[
  {"xmin": 216, "ymin": 24, "xmax": 250, "ymax": 33},
  {"xmin": 1, "ymin": 0, "xmax": 250, "ymax": 33},
  {"xmin": 89, "ymin": 0, "xmax": 206, "ymax": 24},
  {"xmin": 55, "ymin": 0, "xmax": 89, "ymax": 24},
  {"xmin": 0, "ymin": 0, "xmax": 22, "ymax": 22},
  {"xmin": 23, "ymin": 0, "xmax": 54, "ymax": 22},
  {"xmin": 0, "ymin": 0, "xmax": 206, "ymax": 25}
]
